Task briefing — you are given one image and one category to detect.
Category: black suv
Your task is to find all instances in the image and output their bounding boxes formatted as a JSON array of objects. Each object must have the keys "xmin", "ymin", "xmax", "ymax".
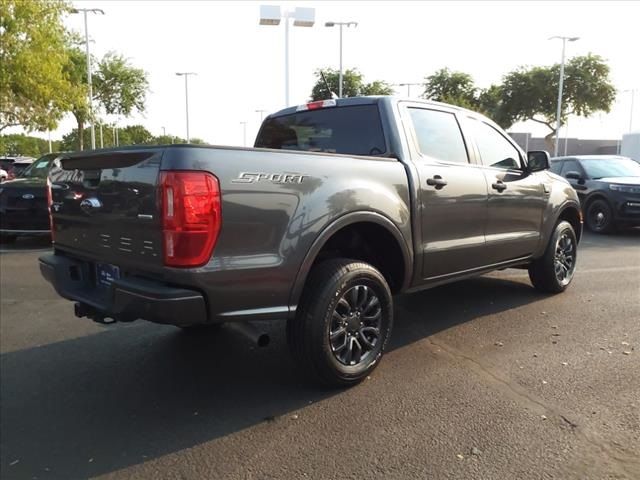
[{"xmin": 550, "ymin": 155, "xmax": 640, "ymax": 233}]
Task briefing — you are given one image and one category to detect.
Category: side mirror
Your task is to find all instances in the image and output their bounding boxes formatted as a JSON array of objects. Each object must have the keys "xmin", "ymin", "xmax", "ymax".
[
  {"xmin": 527, "ymin": 151, "xmax": 550, "ymax": 172},
  {"xmin": 565, "ymin": 171, "xmax": 582, "ymax": 181}
]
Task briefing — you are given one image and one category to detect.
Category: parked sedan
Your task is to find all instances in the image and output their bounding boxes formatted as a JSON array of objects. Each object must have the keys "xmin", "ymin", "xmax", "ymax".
[
  {"xmin": 550, "ymin": 155, "xmax": 640, "ymax": 233},
  {"xmin": 0, "ymin": 153, "xmax": 61, "ymax": 243}
]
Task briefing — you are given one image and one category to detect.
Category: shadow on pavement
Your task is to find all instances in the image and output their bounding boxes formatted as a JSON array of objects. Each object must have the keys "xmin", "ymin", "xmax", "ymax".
[{"xmin": 0, "ymin": 275, "xmax": 544, "ymax": 479}]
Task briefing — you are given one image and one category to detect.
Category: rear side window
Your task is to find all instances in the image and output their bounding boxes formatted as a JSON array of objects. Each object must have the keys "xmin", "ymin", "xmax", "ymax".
[
  {"xmin": 408, "ymin": 108, "xmax": 469, "ymax": 164},
  {"xmin": 255, "ymin": 105, "xmax": 386, "ymax": 156}
]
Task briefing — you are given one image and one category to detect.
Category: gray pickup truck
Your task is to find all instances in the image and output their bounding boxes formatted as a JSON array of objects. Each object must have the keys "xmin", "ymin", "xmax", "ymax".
[{"xmin": 40, "ymin": 96, "xmax": 582, "ymax": 386}]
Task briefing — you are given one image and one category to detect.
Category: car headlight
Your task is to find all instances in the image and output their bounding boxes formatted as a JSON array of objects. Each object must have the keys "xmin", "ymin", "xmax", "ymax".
[{"xmin": 609, "ymin": 184, "xmax": 640, "ymax": 194}]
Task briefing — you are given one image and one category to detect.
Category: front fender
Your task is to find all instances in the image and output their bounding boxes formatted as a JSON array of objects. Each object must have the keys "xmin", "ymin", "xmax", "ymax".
[{"xmin": 533, "ymin": 176, "xmax": 582, "ymax": 258}]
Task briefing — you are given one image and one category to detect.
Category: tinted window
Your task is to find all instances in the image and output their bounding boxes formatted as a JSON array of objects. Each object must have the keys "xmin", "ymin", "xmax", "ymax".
[
  {"xmin": 549, "ymin": 160, "xmax": 563, "ymax": 174},
  {"xmin": 408, "ymin": 108, "xmax": 469, "ymax": 164},
  {"xmin": 468, "ymin": 119, "xmax": 522, "ymax": 170},
  {"xmin": 20, "ymin": 154, "xmax": 56, "ymax": 179},
  {"xmin": 255, "ymin": 105, "xmax": 386, "ymax": 156},
  {"xmin": 581, "ymin": 157, "xmax": 640, "ymax": 179},
  {"xmin": 560, "ymin": 159, "xmax": 580, "ymax": 177}
]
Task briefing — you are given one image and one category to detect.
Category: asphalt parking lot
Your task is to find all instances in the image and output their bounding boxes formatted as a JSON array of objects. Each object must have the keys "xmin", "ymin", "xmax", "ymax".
[{"xmin": 1, "ymin": 230, "xmax": 639, "ymax": 480}]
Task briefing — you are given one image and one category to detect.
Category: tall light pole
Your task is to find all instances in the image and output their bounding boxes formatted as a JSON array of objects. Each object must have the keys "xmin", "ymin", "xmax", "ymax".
[
  {"xmin": 71, "ymin": 8, "xmax": 105, "ymax": 150},
  {"xmin": 175, "ymin": 72, "xmax": 196, "ymax": 142},
  {"xmin": 240, "ymin": 121, "xmax": 248, "ymax": 147},
  {"xmin": 393, "ymin": 82, "xmax": 422, "ymax": 97},
  {"xmin": 161, "ymin": 126, "xmax": 166, "ymax": 137},
  {"xmin": 549, "ymin": 35, "xmax": 579, "ymax": 157},
  {"xmin": 255, "ymin": 109, "xmax": 267, "ymax": 123},
  {"xmin": 325, "ymin": 21, "xmax": 358, "ymax": 98},
  {"xmin": 260, "ymin": 5, "xmax": 315, "ymax": 107},
  {"xmin": 622, "ymin": 89, "xmax": 637, "ymax": 132}
]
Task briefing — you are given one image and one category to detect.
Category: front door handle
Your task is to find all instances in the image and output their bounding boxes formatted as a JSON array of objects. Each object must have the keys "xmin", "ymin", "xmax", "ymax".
[
  {"xmin": 427, "ymin": 175, "xmax": 447, "ymax": 189},
  {"xmin": 491, "ymin": 181, "xmax": 507, "ymax": 192}
]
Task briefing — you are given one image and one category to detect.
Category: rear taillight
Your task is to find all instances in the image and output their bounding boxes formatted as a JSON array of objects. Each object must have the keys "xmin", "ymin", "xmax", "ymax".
[
  {"xmin": 46, "ymin": 177, "xmax": 54, "ymax": 241},
  {"xmin": 160, "ymin": 171, "xmax": 221, "ymax": 267}
]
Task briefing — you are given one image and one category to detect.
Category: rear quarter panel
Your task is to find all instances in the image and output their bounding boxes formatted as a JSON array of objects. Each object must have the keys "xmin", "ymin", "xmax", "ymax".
[{"xmin": 161, "ymin": 147, "xmax": 412, "ymax": 322}]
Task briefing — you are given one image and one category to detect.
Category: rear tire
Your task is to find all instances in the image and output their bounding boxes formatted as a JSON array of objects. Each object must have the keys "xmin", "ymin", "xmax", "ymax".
[
  {"xmin": 585, "ymin": 198, "xmax": 615, "ymax": 234},
  {"xmin": 287, "ymin": 259, "xmax": 393, "ymax": 388},
  {"xmin": 529, "ymin": 220, "xmax": 577, "ymax": 293}
]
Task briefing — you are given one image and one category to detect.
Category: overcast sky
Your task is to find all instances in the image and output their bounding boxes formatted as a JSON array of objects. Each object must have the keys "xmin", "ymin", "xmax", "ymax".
[{"xmin": 28, "ymin": 1, "xmax": 640, "ymax": 146}]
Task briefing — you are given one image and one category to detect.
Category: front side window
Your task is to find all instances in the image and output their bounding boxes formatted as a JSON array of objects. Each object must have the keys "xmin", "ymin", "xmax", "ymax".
[
  {"xmin": 549, "ymin": 160, "xmax": 563, "ymax": 174},
  {"xmin": 408, "ymin": 108, "xmax": 469, "ymax": 164},
  {"xmin": 560, "ymin": 159, "xmax": 580, "ymax": 177},
  {"xmin": 468, "ymin": 119, "xmax": 522, "ymax": 170}
]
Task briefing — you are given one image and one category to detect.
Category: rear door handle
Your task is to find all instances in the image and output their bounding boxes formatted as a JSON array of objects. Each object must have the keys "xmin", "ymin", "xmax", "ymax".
[
  {"xmin": 426, "ymin": 175, "xmax": 447, "ymax": 189},
  {"xmin": 491, "ymin": 181, "xmax": 507, "ymax": 192}
]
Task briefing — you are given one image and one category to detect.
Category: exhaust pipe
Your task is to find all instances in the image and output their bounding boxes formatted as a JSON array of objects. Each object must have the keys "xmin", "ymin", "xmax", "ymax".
[
  {"xmin": 74, "ymin": 302, "xmax": 117, "ymax": 324},
  {"xmin": 225, "ymin": 322, "xmax": 270, "ymax": 347}
]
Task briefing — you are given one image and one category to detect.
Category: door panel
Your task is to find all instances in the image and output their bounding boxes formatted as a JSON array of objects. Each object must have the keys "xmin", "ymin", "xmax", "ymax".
[
  {"xmin": 419, "ymin": 162, "xmax": 488, "ymax": 279},
  {"xmin": 483, "ymin": 168, "xmax": 546, "ymax": 262},
  {"xmin": 464, "ymin": 118, "xmax": 546, "ymax": 264},
  {"xmin": 403, "ymin": 106, "xmax": 489, "ymax": 281}
]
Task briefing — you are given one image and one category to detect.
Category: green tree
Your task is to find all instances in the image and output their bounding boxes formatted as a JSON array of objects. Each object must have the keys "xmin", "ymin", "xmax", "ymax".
[
  {"xmin": 422, "ymin": 68, "xmax": 478, "ymax": 109},
  {"xmin": 65, "ymin": 49, "xmax": 149, "ymax": 150},
  {"xmin": 310, "ymin": 68, "xmax": 393, "ymax": 101},
  {"xmin": 59, "ymin": 125, "xmax": 206, "ymax": 152},
  {"xmin": 0, "ymin": 0, "xmax": 76, "ymax": 132},
  {"xmin": 490, "ymin": 54, "xmax": 616, "ymax": 149},
  {"xmin": 0, "ymin": 134, "xmax": 61, "ymax": 156}
]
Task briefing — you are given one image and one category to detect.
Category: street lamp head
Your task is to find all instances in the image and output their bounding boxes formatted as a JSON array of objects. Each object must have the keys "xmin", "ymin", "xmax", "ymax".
[
  {"xmin": 71, "ymin": 8, "xmax": 105, "ymax": 14},
  {"xmin": 259, "ymin": 5, "xmax": 281, "ymax": 25},
  {"xmin": 549, "ymin": 35, "xmax": 580, "ymax": 42},
  {"xmin": 292, "ymin": 7, "xmax": 315, "ymax": 27},
  {"xmin": 325, "ymin": 21, "xmax": 358, "ymax": 28}
]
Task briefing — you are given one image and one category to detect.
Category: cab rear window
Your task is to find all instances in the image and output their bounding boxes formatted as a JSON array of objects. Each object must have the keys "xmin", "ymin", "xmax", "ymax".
[{"xmin": 255, "ymin": 105, "xmax": 386, "ymax": 156}]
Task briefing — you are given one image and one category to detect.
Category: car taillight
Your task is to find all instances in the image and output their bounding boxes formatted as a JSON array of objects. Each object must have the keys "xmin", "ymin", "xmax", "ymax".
[
  {"xmin": 160, "ymin": 171, "xmax": 221, "ymax": 267},
  {"xmin": 46, "ymin": 177, "xmax": 55, "ymax": 241}
]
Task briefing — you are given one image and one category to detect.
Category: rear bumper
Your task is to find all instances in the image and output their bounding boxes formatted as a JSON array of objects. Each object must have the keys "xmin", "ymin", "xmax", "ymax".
[
  {"xmin": 39, "ymin": 253, "xmax": 207, "ymax": 326},
  {"xmin": 0, "ymin": 228, "xmax": 50, "ymax": 236}
]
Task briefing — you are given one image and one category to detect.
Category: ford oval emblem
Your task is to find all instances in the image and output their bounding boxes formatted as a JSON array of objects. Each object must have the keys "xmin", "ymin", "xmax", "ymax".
[
  {"xmin": 80, "ymin": 197, "xmax": 102, "ymax": 215},
  {"xmin": 21, "ymin": 193, "xmax": 35, "ymax": 200}
]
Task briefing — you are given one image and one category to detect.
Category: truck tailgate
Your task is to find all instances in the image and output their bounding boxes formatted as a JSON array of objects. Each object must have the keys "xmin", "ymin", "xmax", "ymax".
[{"xmin": 49, "ymin": 149, "xmax": 164, "ymax": 269}]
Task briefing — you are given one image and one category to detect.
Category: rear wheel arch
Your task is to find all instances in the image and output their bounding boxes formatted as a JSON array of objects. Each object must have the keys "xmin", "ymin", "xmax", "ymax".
[{"xmin": 288, "ymin": 212, "xmax": 412, "ymax": 316}]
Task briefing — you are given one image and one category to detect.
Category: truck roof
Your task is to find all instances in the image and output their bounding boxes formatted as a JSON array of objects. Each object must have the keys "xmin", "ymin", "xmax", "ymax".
[{"xmin": 269, "ymin": 95, "xmax": 480, "ymax": 119}]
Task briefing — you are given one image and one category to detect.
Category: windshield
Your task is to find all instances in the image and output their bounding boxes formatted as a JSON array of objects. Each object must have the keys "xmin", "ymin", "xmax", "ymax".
[
  {"xmin": 255, "ymin": 104, "xmax": 387, "ymax": 156},
  {"xmin": 581, "ymin": 157, "xmax": 640, "ymax": 179},
  {"xmin": 19, "ymin": 155, "xmax": 54, "ymax": 179}
]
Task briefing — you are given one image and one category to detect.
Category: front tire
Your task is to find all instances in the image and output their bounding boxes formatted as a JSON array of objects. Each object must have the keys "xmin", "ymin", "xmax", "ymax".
[
  {"xmin": 585, "ymin": 198, "xmax": 615, "ymax": 233},
  {"xmin": 287, "ymin": 259, "xmax": 393, "ymax": 387},
  {"xmin": 529, "ymin": 220, "xmax": 578, "ymax": 293}
]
